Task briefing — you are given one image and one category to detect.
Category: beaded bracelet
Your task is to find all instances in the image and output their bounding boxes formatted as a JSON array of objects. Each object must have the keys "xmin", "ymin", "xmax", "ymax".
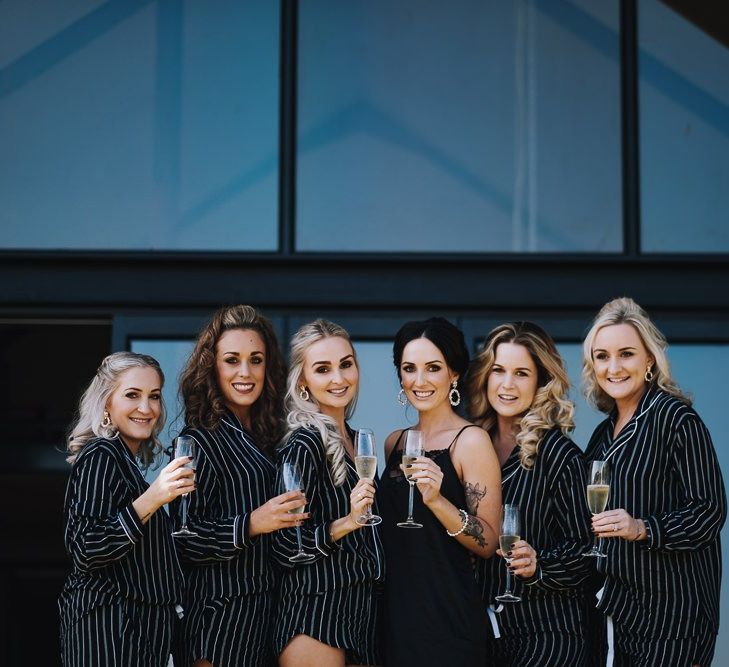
[{"xmin": 446, "ymin": 509, "xmax": 469, "ymax": 537}]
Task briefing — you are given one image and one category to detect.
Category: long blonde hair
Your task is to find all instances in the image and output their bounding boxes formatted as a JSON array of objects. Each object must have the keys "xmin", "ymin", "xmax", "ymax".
[
  {"xmin": 468, "ymin": 322, "xmax": 574, "ymax": 469},
  {"xmin": 283, "ymin": 320, "xmax": 358, "ymax": 487},
  {"xmin": 582, "ymin": 297, "xmax": 689, "ymax": 412},
  {"xmin": 67, "ymin": 352, "xmax": 166, "ymax": 468}
]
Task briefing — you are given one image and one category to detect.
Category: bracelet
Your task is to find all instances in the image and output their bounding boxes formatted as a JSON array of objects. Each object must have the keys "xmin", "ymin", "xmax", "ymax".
[{"xmin": 446, "ymin": 509, "xmax": 469, "ymax": 537}]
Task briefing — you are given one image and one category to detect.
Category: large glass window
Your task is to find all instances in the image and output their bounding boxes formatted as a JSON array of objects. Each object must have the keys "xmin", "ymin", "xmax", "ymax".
[
  {"xmin": 296, "ymin": 0, "xmax": 622, "ymax": 253},
  {"xmin": 639, "ymin": 0, "xmax": 729, "ymax": 252},
  {"xmin": 0, "ymin": 1, "xmax": 279, "ymax": 250}
]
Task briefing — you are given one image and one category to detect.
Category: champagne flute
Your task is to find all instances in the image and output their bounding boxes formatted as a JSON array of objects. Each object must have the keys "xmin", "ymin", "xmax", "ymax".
[
  {"xmin": 496, "ymin": 504, "xmax": 522, "ymax": 603},
  {"xmin": 171, "ymin": 435, "xmax": 198, "ymax": 538},
  {"xmin": 282, "ymin": 461, "xmax": 315, "ymax": 563},
  {"xmin": 397, "ymin": 430, "xmax": 424, "ymax": 529},
  {"xmin": 355, "ymin": 428, "xmax": 382, "ymax": 526},
  {"xmin": 583, "ymin": 460, "xmax": 610, "ymax": 558}
]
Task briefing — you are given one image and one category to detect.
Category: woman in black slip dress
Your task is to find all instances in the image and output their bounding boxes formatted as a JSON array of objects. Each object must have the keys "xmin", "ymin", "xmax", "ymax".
[{"xmin": 378, "ymin": 317, "xmax": 502, "ymax": 667}]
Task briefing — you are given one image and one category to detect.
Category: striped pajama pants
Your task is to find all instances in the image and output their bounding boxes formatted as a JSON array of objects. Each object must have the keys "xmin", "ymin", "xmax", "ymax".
[
  {"xmin": 486, "ymin": 630, "xmax": 586, "ymax": 667},
  {"xmin": 609, "ymin": 619, "xmax": 716, "ymax": 667},
  {"xmin": 61, "ymin": 600, "xmax": 175, "ymax": 667}
]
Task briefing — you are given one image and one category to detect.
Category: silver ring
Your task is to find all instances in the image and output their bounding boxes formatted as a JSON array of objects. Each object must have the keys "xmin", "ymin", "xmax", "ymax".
[{"xmin": 613, "ymin": 523, "xmax": 618, "ymax": 532}]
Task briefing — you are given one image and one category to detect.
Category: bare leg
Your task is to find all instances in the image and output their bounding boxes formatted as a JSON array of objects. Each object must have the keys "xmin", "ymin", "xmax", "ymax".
[{"xmin": 279, "ymin": 634, "xmax": 345, "ymax": 667}]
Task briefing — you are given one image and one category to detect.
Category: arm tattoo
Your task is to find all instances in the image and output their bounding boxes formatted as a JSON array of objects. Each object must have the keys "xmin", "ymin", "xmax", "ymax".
[
  {"xmin": 464, "ymin": 515, "xmax": 486, "ymax": 548},
  {"xmin": 464, "ymin": 482, "xmax": 487, "ymax": 515}
]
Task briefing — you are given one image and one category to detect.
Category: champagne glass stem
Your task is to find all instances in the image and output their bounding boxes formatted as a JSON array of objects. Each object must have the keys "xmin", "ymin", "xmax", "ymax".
[
  {"xmin": 181, "ymin": 494, "xmax": 188, "ymax": 530},
  {"xmin": 504, "ymin": 562, "xmax": 513, "ymax": 595},
  {"xmin": 407, "ymin": 482, "xmax": 415, "ymax": 521},
  {"xmin": 295, "ymin": 525, "xmax": 304, "ymax": 554}
]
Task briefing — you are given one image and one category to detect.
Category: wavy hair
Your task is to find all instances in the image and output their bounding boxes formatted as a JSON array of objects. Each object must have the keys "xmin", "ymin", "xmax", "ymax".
[
  {"xmin": 582, "ymin": 297, "xmax": 689, "ymax": 413},
  {"xmin": 66, "ymin": 352, "xmax": 166, "ymax": 468},
  {"xmin": 283, "ymin": 319, "xmax": 358, "ymax": 487},
  {"xmin": 179, "ymin": 305, "xmax": 286, "ymax": 452},
  {"xmin": 468, "ymin": 322, "xmax": 574, "ymax": 469}
]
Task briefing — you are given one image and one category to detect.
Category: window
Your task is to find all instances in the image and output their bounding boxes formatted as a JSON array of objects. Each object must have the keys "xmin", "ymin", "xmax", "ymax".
[
  {"xmin": 0, "ymin": 1, "xmax": 279, "ymax": 250},
  {"xmin": 296, "ymin": 0, "xmax": 622, "ymax": 253}
]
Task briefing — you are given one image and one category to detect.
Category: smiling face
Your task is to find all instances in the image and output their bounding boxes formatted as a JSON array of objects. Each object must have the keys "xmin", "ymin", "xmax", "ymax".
[
  {"xmin": 215, "ymin": 328, "xmax": 267, "ymax": 422},
  {"xmin": 105, "ymin": 366, "xmax": 162, "ymax": 452},
  {"xmin": 591, "ymin": 323, "xmax": 654, "ymax": 414},
  {"xmin": 399, "ymin": 337, "xmax": 456, "ymax": 412},
  {"xmin": 301, "ymin": 336, "xmax": 359, "ymax": 418},
  {"xmin": 486, "ymin": 342, "xmax": 539, "ymax": 421}
]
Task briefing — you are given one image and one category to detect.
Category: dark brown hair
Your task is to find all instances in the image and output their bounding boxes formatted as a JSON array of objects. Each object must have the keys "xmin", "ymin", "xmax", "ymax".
[{"xmin": 179, "ymin": 305, "xmax": 286, "ymax": 451}]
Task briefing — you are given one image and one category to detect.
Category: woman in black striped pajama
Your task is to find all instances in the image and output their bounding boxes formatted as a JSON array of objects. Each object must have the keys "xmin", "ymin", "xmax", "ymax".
[
  {"xmin": 272, "ymin": 319, "xmax": 384, "ymax": 667},
  {"xmin": 583, "ymin": 298, "xmax": 726, "ymax": 667},
  {"xmin": 468, "ymin": 321, "xmax": 593, "ymax": 666},
  {"xmin": 59, "ymin": 352, "xmax": 194, "ymax": 667},
  {"xmin": 173, "ymin": 305, "xmax": 304, "ymax": 667}
]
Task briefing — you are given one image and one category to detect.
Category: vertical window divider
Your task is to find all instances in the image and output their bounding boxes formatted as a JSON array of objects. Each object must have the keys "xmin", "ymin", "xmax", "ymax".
[
  {"xmin": 620, "ymin": 0, "xmax": 641, "ymax": 256},
  {"xmin": 278, "ymin": 0, "xmax": 298, "ymax": 256}
]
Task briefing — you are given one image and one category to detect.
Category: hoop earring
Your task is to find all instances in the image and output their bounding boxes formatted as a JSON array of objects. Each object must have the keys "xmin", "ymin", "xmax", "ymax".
[
  {"xmin": 299, "ymin": 386, "xmax": 310, "ymax": 401},
  {"xmin": 397, "ymin": 388, "xmax": 408, "ymax": 406},
  {"xmin": 101, "ymin": 410, "xmax": 112, "ymax": 429},
  {"xmin": 449, "ymin": 380, "xmax": 461, "ymax": 407},
  {"xmin": 644, "ymin": 366, "xmax": 654, "ymax": 383}
]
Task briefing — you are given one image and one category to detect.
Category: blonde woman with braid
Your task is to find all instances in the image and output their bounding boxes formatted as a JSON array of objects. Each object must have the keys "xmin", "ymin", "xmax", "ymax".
[
  {"xmin": 272, "ymin": 320, "xmax": 383, "ymax": 667},
  {"xmin": 469, "ymin": 322, "xmax": 592, "ymax": 667}
]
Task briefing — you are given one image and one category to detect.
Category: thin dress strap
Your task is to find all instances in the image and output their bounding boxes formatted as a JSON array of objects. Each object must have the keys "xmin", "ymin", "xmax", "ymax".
[{"xmin": 448, "ymin": 424, "xmax": 479, "ymax": 452}]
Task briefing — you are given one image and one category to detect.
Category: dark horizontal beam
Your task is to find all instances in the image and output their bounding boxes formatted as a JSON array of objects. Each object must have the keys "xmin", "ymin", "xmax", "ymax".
[{"xmin": 2, "ymin": 254, "xmax": 729, "ymax": 312}]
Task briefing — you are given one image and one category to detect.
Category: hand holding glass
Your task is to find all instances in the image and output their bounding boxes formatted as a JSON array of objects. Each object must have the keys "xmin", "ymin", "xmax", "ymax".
[
  {"xmin": 354, "ymin": 429, "xmax": 382, "ymax": 526},
  {"xmin": 171, "ymin": 436, "xmax": 198, "ymax": 538},
  {"xmin": 495, "ymin": 504, "xmax": 521, "ymax": 603},
  {"xmin": 397, "ymin": 430, "xmax": 424, "ymax": 529},
  {"xmin": 583, "ymin": 460, "xmax": 610, "ymax": 558},
  {"xmin": 282, "ymin": 462, "xmax": 315, "ymax": 563}
]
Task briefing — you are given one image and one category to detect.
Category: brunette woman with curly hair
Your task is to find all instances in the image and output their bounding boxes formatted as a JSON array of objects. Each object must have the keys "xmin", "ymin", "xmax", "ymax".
[
  {"xmin": 468, "ymin": 321, "xmax": 592, "ymax": 667},
  {"xmin": 173, "ymin": 305, "xmax": 306, "ymax": 667}
]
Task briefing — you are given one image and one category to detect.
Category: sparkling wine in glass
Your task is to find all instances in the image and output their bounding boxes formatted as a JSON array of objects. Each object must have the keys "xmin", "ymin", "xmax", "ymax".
[
  {"xmin": 584, "ymin": 460, "xmax": 610, "ymax": 558},
  {"xmin": 397, "ymin": 430, "xmax": 424, "ymax": 529},
  {"xmin": 495, "ymin": 504, "xmax": 522, "ymax": 603},
  {"xmin": 172, "ymin": 435, "xmax": 198, "ymax": 538},
  {"xmin": 282, "ymin": 461, "xmax": 315, "ymax": 563},
  {"xmin": 355, "ymin": 428, "xmax": 382, "ymax": 526}
]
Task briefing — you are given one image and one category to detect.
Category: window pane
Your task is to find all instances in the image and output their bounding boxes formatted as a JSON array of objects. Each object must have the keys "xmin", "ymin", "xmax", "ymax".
[
  {"xmin": 130, "ymin": 339, "xmax": 194, "ymax": 455},
  {"xmin": 296, "ymin": 0, "xmax": 622, "ymax": 253},
  {"xmin": 352, "ymin": 341, "xmax": 405, "ymax": 473},
  {"xmin": 0, "ymin": 1, "xmax": 279, "ymax": 250},
  {"xmin": 639, "ymin": 0, "xmax": 729, "ymax": 252}
]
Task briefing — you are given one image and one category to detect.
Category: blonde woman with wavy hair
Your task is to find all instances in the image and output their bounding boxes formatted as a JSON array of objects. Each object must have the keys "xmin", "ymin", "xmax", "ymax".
[
  {"xmin": 59, "ymin": 352, "xmax": 194, "ymax": 667},
  {"xmin": 468, "ymin": 321, "xmax": 592, "ymax": 667},
  {"xmin": 272, "ymin": 319, "xmax": 383, "ymax": 667},
  {"xmin": 582, "ymin": 298, "xmax": 725, "ymax": 666}
]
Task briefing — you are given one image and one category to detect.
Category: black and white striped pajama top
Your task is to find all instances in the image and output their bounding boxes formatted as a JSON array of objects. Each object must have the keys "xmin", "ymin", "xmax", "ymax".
[
  {"xmin": 172, "ymin": 410, "xmax": 277, "ymax": 667},
  {"xmin": 477, "ymin": 428, "xmax": 593, "ymax": 666},
  {"xmin": 585, "ymin": 386, "xmax": 726, "ymax": 665},
  {"xmin": 58, "ymin": 436, "xmax": 183, "ymax": 667},
  {"xmin": 271, "ymin": 427, "xmax": 384, "ymax": 665}
]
